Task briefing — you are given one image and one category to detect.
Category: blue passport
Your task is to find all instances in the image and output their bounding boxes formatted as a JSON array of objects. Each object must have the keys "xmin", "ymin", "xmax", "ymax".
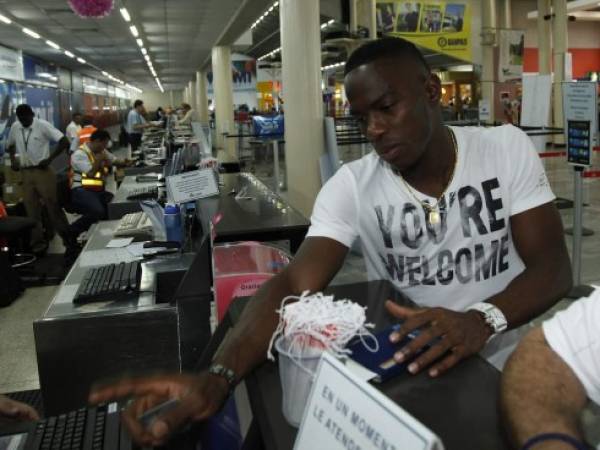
[{"xmin": 348, "ymin": 324, "xmax": 426, "ymax": 383}]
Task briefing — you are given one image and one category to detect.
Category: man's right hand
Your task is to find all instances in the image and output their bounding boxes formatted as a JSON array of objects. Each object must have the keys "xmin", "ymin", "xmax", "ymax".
[{"xmin": 88, "ymin": 372, "xmax": 229, "ymax": 447}]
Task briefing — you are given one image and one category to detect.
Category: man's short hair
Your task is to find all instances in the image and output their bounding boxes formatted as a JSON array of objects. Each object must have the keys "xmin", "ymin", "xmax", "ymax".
[
  {"xmin": 73, "ymin": 112, "xmax": 82, "ymax": 118},
  {"xmin": 90, "ymin": 130, "xmax": 111, "ymax": 142},
  {"xmin": 16, "ymin": 104, "xmax": 34, "ymax": 117},
  {"xmin": 344, "ymin": 37, "xmax": 430, "ymax": 76},
  {"xmin": 182, "ymin": 103, "xmax": 191, "ymax": 110},
  {"xmin": 134, "ymin": 100, "xmax": 143, "ymax": 108},
  {"xmin": 81, "ymin": 116, "xmax": 94, "ymax": 126}
]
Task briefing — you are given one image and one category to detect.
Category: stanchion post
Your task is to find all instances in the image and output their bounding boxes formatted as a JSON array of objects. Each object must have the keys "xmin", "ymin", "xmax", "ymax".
[{"xmin": 273, "ymin": 139, "xmax": 280, "ymax": 194}]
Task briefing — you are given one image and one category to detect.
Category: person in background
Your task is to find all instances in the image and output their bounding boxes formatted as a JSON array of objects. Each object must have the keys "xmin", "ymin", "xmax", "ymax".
[
  {"xmin": 65, "ymin": 112, "xmax": 82, "ymax": 142},
  {"xmin": 126, "ymin": 100, "xmax": 150, "ymax": 151},
  {"xmin": 501, "ymin": 289, "xmax": 600, "ymax": 449},
  {"xmin": 177, "ymin": 103, "xmax": 196, "ymax": 125},
  {"xmin": 68, "ymin": 130, "xmax": 131, "ymax": 240},
  {"xmin": 6, "ymin": 104, "xmax": 77, "ymax": 258},
  {"xmin": 71, "ymin": 116, "xmax": 98, "ymax": 153},
  {"xmin": 154, "ymin": 107, "xmax": 165, "ymax": 121},
  {"xmin": 0, "ymin": 394, "xmax": 39, "ymax": 421}
]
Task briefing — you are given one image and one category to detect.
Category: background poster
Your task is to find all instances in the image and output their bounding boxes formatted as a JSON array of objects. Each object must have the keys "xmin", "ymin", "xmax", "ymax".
[
  {"xmin": 498, "ymin": 29, "xmax": 524, "ymax": 82},
  {"xmin": 207, "ymin": 58, "xmax": 257, "ymax": 93},
  {"xmin": 25, "ymin": 86, "xmax": 60, "ymax": 128},
  {"xmin": 376, "ymin": 1, "xmax": 471, "ymax": 62},
  {"xmin": 0, "ymin": 45, "xmax": 23, "ymax": 81},
  {"xmin": 0, "ymin": 82, "xmax": 25, "ymax": 156}
]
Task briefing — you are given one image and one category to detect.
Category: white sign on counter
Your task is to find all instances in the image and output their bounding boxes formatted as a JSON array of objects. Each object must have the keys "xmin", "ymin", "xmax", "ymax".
[
  {"xmin": 294, "ymin": 353, "xmax": 444, "ymax": 450},
  {"xmin": 166, "ymin": 168, "xmax": 219, "ymax": 204}
]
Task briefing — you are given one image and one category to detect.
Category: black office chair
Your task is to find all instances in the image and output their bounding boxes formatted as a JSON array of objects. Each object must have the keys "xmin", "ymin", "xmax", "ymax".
[{"xmin": 0, "ymin": 214, "xmax": 37, "ymax": 268}]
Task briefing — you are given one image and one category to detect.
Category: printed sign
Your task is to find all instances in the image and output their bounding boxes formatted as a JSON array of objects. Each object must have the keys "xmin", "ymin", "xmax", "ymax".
[
  {"xmin": 23, "ymin": 55, "xmax": 58, "ymax": 87},
  {"xmin": 562, "ymin": 82, "xmax": 598, "ymax": 167},
  {"xmin": 253, "ymin": 114, "xmax": 284, "ymax": 137},
  {"xmin": 498, "ymin": 30, "xmax": 524, "ymax": 82},
  {"xmin": 377, "ymin": 1, "xmax": 471, "ymax": 62},
  {"xmin": 207, "ymin": 58, "xmax": 257, "ymax": 93},
  {"xmin": 166, "ymin": 168, "xmax": 219, "ymax": 204},
  {"xmin": 0, "ymin": 45, "xmax": 23, "ymax": 81},
  {"xmin": 294, "ymin": 353, "xmax": 444, "ymax": 450}
]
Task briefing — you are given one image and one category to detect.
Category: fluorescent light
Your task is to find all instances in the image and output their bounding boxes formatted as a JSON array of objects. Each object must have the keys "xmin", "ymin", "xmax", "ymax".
[
  {"xmin": 141, "ymin": 48, "xmax": 147, "ymax": 55},
  {"xmin": 77, "ymin": 57, "xmax": 86, "ymax": 64},
  {"xmin": 136, "ymin": 38, "xmax": 143, "ymax": 47},
  {"xmin": 46, "ymin": 40, "xmax": 59, "ymax": 50},
  {"xmin": 64, "ymin": 50, "xmax": 74, "ymax": 58},
  {"xmin": 328, "ymin": 19, "xmax": 334, "ymax": 25},
  {"xmin": 101, "ymin": 71, "xmax": 109, "ymax": 76},
  {"xmin": 0, "ymin": 14, "xmax": 12, "ymax": 24},
  {"xmin": 119, "ymin": 7, "xmax": 131, "ymax": 22},
  {"xmin": 144, "ymin": 54, "xmax": 150, "ymax": 62},
  {"xmin": 130, "ymin": 25, "xmax": 139, "ymax": 37},
  {"xmin": 22, "ymin": 27, "xmax": 40, "ymax": 39}
]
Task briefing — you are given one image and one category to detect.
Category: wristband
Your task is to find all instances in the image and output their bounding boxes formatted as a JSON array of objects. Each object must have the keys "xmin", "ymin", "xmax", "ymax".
[
  {"xmin": 208, "ymin": 363, "xmax": 237, "ymax": 395},
  {"xmin": 521, "ymin": 433, "xmax": 589, "ymax": 450}
]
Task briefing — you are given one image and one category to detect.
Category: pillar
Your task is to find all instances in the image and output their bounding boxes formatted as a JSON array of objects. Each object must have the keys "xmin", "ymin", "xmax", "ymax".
[
  {"xmin": 537, "ymin": 0, "xmax": 551, "ymax": 74},
  {"xmin": 169, "ymin": 90, "xmax": 174, "ymax": 108},
  {"xmin": 211, "ymin": 46, "xmax": 236, "ymax": 162},
  {"xmin": 183, "ymin": 87, "xmax": 188, "ymax": 104},
  {"xmin": 503, "ymin": 0, "xmax": 512, "ymax": 28},
  {"xmin": 552, "ymin": 0, "xmax": 567, "ymax": 141},
  {"xmin": 349, "ymin": 0, "xmax": 358, "ymax": 33},
  {"xmin": 280, "ymin": 0, "xmax": 326, "ymax": 216},
  {"xmin": 369, "ymin": 0, "xmax": 377, "ymax": 39},
  {"xmin": 188, "ymin": 80, "xmax": 196, "ymax": 120},
  {"xmin": 196, "ymin": 70, "xmax": 209, "ymax": 123},
  {"xmin": 481, "ymin": 0, "xmax": 497, "ymax": 123}
]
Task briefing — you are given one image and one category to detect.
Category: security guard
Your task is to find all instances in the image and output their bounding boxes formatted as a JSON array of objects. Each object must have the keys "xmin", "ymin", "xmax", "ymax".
[{"xmin": 68, "ymin": 129, "xmax": 130, "ymax": 239}]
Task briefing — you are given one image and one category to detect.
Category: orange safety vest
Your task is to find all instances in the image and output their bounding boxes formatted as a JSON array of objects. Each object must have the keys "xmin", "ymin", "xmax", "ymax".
[
  {"xmin": 77, "ymin": 125, "xmax": 98, "ymax": 145},
  {"xmin": 69, "ymin": 144, "xmax": 108, "ymax": 191}
]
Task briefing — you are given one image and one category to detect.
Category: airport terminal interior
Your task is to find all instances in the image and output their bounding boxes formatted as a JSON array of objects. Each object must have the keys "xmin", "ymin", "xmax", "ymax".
[{"xmin": 0, "ymin": 0, "xmax": 600, "ymax": 449}]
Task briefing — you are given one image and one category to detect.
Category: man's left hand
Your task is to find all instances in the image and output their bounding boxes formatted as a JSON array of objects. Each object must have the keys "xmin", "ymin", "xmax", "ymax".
[{"xmin": 386, "ymin": 300, "xmax": 492, "ymax": 377}]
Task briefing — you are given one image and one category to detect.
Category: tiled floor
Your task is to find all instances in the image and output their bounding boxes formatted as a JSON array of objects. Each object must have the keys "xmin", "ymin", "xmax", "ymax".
[{"xmin": 1, "ymin": 146, "xmax": 600, "ymax": 443}]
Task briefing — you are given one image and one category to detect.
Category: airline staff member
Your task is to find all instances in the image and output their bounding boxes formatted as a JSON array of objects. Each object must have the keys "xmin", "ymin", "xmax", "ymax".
[
  {"xmin": 65, "ymin": 113, "xmax": 82, "ymax": 141},
  {"xmin": 7, "ymin": 104, "xmax": 77, "ymax": 256},
  {"xmin": 70, "ymin": 116, "xmax": 97, "ymax": 153},
  {"xmin": 69, "ymin": 129, "xmax": 131, "ymax": 239},
  {"xmin": 127, "ymin": 100, "xmax": 150, "ymax": 151}
]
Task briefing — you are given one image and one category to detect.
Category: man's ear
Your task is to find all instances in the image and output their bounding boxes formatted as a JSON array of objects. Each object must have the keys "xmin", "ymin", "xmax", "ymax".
[{"xmin": 425, "ymin": 73, "xmax": 442, "ymax": 105}]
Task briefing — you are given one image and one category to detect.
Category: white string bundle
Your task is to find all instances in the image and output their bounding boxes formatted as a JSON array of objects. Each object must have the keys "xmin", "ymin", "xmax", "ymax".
[{"xmin": 267, "ymin": 291, "xmax": 379, "ymax": 361}]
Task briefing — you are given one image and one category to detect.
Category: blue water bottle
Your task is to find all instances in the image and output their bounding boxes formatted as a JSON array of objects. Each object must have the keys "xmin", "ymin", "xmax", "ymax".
[{"xmin": 164, "ymin": 203, "xmax": 183, "ymax": 244}]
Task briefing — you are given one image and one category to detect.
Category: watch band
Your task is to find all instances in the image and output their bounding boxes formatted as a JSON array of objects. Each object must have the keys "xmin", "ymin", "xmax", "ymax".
[
  {"xmin": 467, "ymin": 302, "xmax": 508, "ymax": 340},
  {"xmin": 208, "ymin": 363, "xmax": 237, "ymax": 394}
]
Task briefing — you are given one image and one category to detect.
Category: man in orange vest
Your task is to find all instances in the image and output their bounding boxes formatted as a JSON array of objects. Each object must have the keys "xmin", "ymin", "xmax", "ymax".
[
  {"xmin": 68, "ymin": 130, "xmax": 130, "ymax": 240},
  {"xmin": 69, "ymin": 116, "xmax": 97, "ymax": 153}
]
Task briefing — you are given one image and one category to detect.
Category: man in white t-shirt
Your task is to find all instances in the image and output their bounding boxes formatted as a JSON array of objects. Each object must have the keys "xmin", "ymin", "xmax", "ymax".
[
  {"xmin": 7, "ymin": 104, "xmax": 77, "ymax": 256},
  {"xmin": 65, "ymin": 112, "xmax": 82, "ymax": 142},
  {"xmin": 501, "ymin": 291, "xmax": 600, "ymax": 449},
  {"xmin": 89, "ymin": 37, "xmax": 572, "ymax": 447}
]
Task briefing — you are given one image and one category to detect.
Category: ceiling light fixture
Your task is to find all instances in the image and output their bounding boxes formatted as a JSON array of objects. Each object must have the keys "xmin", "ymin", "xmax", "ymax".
[
  {"xmin": 136, "ymin": 38, "xmax": 143, "ymax": 47},
  {"xmin": 119, "ymin": 7, "xmax": 131, "ymax": 22},
  {"xmin": 64, "ymin": 50, "xmax": 75, "ymax": 58},
  {"xmin": 141, "ymin": 48, "xmax": 147, "ymax": 55},
  {"xmin": 251, "ymin": 0, "xmax": 279, "ymax": 29},
  {"xmin": 46, "ymin": 40, "xmax": 60, "ymax": 50},
  {"xmin": 77, "ymin": 57, "xmax": 86, "ymax": 64},
  {"xmin": 22, "ymin": 27, "xmax": 40, "ymax": 39},
  {"xmin": 101, "ymin": 71, "xmax": 109, "ymax": 76},
  {"xmin": 0, "ymin": 14, "xmax": 12, "ymax": 24},
  {"xmin": 129, "ymin": 25, "xmax": 139, "ymax": 37}
]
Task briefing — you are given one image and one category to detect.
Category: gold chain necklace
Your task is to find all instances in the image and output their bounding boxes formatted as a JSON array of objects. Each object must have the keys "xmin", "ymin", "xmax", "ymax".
[{"xmin": 395, "ymin": 127, "xmax": 458, "ymax": 225}]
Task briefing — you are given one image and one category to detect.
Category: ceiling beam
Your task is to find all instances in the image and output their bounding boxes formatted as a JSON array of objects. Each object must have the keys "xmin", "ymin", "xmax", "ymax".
[{"xmin": 527, "ymin": 0, "xmax": 600, "ymax": 19}]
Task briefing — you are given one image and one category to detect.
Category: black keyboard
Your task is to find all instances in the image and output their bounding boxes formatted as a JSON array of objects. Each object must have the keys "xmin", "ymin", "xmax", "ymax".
[
  {"xmin": 73, "ymin": 261, "xmax": 141, "ymax": 305},
  {"xmin": 126, "ymin": 186, "xmax": 159, "ymax": 200},
  {"xmin": 0, "ymin": 403, "xmax": 131, "ymax": 450}
]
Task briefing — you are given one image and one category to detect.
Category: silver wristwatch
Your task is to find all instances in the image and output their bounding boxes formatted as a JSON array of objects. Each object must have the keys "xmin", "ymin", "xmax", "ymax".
[{"xmin": 467, "ymin": 302, "xmax": 508, "ymax": 340}]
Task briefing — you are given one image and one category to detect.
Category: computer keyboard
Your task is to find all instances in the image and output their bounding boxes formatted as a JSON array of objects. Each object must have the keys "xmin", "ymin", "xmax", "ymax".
[
  {"xmin": 126, "ymin": 186, "xmax": 159, "ymax": 200},
  {"xmin": 8, "ymin": 403, "xmax": 131, "ymax": 450},
  {"xmin": 114, "ymin": 212, "xmax": 153, "ymax": 238},
  {"xmin": 73, "ymin": 261, "xmax": 141, "ymax": 305}
]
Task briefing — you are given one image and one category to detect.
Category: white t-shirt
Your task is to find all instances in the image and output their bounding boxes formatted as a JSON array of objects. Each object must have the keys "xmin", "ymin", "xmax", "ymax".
[
  {"xmin": 66, "ymin": 121, "xmax": 81, "ymax": 141},
  {"xmin": 71, "ymin": 145, "xmax": 115, "ymax": 189},
  {"xmin": 543, "ymin": 289, "xmax": 600, "ymax": 405},
  {"xmin": 7, "ymin": 118, "xmax": 64, "ymax": 167},
  {"xmin": 307, "ymin": 124, "xmax": 555, "ymax": 367}
]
